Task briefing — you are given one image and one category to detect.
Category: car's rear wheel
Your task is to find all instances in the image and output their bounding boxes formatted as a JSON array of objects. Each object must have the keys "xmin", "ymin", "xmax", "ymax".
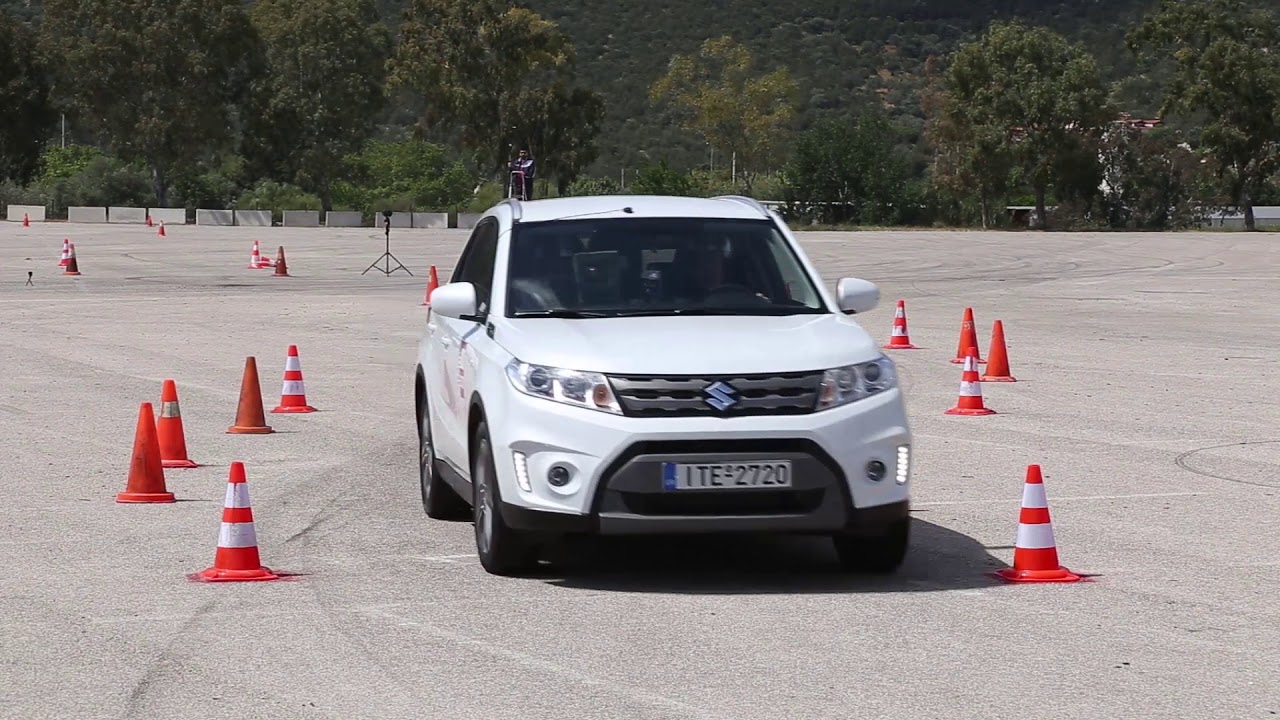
[
  {"xmin": 418, "ymin": 396, "xmax": 468, "ymax": 520},
  {"xmin": 471, "ymin": 419, "xmax": 539, "ymax": 576},
  {"xmin": 832, "ymin": 517, "xmax": 909, "ymax": 574}
]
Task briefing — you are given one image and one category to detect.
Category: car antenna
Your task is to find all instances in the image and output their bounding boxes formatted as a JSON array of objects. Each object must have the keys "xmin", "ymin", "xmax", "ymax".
[{"xmin": 552, "ymin": 206, "xmax": 634, "ymax": 221}]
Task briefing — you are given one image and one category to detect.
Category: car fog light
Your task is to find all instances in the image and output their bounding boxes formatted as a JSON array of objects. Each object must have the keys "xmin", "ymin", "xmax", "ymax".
[
  {"xmin": 866, "ymin": 460, "xmax": 886, "ymax": 482},
  {"xmin": 512, "ymin": 451, "xmax": 532, "ymax": 492},
  {"xmin": 548, "ymin": 465, "xmax": 571, "ymax": 487},
  {"xmin": 896, "ymin": 445, "xmax": 910, "ymax": 485}
]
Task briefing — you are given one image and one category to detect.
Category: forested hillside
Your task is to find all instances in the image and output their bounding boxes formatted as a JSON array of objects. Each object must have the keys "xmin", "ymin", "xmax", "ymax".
[{"xmin": 0, "ymin": 0, "xmax": 1222, "ymax": 173}]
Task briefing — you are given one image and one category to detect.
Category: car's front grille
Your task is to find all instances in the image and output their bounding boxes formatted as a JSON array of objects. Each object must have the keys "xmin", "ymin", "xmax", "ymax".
[{"xmin": 608, "ymin": 372, "xmax": 823, "ymax": 418}]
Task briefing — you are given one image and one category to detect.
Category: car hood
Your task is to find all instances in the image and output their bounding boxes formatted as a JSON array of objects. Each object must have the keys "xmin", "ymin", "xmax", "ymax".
[{"xmin": 497, "ymin": 314, "xmax": 881, "ymax": 375}]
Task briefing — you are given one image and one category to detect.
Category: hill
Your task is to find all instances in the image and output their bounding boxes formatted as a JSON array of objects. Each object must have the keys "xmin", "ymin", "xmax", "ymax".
[{"xmin": 8, "ymin": 0, "xmax": 1279, "ymax": 176}]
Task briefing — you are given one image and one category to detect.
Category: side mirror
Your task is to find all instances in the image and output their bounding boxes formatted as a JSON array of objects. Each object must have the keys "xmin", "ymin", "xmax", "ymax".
[
  {"xmin": 430, "ymin": 282, "xmax": 479, "ymax": 320},
  {"xmin": 835, "ymin": 277, "xmax": 880, "ymax": 315}
]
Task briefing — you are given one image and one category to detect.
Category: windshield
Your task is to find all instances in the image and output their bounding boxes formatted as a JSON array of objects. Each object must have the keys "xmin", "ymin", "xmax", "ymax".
[{"xmin": 503, "ymin": 217, "xmax": 827, "ymax": 318}]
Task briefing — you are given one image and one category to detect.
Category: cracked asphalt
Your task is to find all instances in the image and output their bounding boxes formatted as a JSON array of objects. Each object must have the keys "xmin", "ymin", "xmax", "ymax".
[{"xmin": 1, "ymin": 222, "xmax": 1277, "ymax": 720}]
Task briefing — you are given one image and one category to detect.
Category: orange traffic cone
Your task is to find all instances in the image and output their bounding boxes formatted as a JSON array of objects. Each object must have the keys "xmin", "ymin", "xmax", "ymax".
[
  {"xmin": 189, "ymin": 461, "xmax": 280, "ymax": 582},
  {"xmin": 157, "ymin": 379, "xmax": 199, "ymax": 468},
  {"xmin": 882, "ymin": 299, "xmax": 918, "ymax": 349},
  {"xmin": 227, "ymin": 356, "xmax": 274, "ymax": 434},
  {"xmin": 117, "ymin": 402, "xmax": 176, "ymax": 503},
  {"xmin": 247, "ymin": 240, "xmax": 264, "ymax": 269},
  {"xmin": 22, "ymin": 212, "xmax": 30, "ymax": 227},
  {"xmin": 950, "ymin": 307, "xmax": 985, "ymax": 364},
  {"xmin": 995, "ymin": 464, "xmax": 1082, "ymax": 583},
  {"xmin": 271, "ymin": 246, "xmax": 289, "ymax": 277},
  {"xmin": 157, "ymin": 221, "xmax": 166, "ymax": 237},
  {"xmin": 945, "ymin": 347, "xmax": 995, "ymax": 416},
  {"xmin": 58, "ymin": 238, "xmax": 70, "ymax": 267},
  {"xmin": 271, "ymin": 345, "xmax": 316, "ymax": 413},
  {"xmin": 63, "ymin": 244, "xmax": 81, "ymax": 276},
  {"xmin": 146, "ymin": 214, "xmax": 153, "ymax": 227},
  {"xmin": 981, "ymin": 320, "xmax": 1017, "ymax": 382},
  {"xmin": 421, "ymin": 265, "xmax": 440, "ymax": 306}
]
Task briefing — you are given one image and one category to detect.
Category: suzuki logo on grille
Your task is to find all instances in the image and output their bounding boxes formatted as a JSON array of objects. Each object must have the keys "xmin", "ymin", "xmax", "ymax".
[{"xmin": 703, "ymin": 380, "xmax": 740, "ymax": 411}]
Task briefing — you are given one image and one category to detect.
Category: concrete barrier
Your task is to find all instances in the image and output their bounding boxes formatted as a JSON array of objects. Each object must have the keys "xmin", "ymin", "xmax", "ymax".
[
  {"xmin": 7, "ymin": 204, "xmax": 46, "ymax": 222},
  {"xmin": 385, "ymin": 212, "xmax": 412, "ymax": 228},
  {"xmin": 456, "ymin": 213, "xmax": 483, "ymax": 229},
  {"xmin": 108, "ymin": 206, "xmax": 147, "ymax": 224},
  {"xmin": 68, "ymin": 206, "xmax": 108, "ymax": 223},
  {"xmin": 148, "ymin": 208, "xmax": 187, "ymax": 225},
  {"xmin": 235, "ymin": 210, "xmax": 272, "ymax": 227},
  {"xmin": 283, "ymin": 210, "xmax": 320, "ymax": 227},
  {"xmin": 413, "ymin": 212, "xmax": 449, "ymax": 228},
  {"xmin": 196, "ymin": 209, "xmax": 235, "ymax": 226},
  {"xmin": 325, "ymin": 211, "xmax": 363, "ymax": 227}
]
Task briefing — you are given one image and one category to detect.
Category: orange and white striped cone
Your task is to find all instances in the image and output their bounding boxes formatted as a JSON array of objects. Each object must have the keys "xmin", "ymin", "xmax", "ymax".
[
  {"xmin": 190, "ymin": 462, "xmax": 280, "ymax": 582},
  {"xmin": 157, "ymin": 221, "xmax": 166, "ymax": 237},
  {"xmin": 995, "ymin": 464, "xmax": 1082, "ymax": 583},
  {"xmin": 58, "ymin": 238, "xmax": 70, "ymax": 267},
  {"xmin": 271, "ymin": 345, "xmax": 317, "ymax": 413},
  {"xmin": 945, "ymin": 347, "xmax": 995, "ymax": 416},
  {"xmin": 882, "ymin": 299, "xmax": 919, "ymax": 349},
  {"xmin": 247, "ymin": 240, "xmax": 264, "ymax": 269}
]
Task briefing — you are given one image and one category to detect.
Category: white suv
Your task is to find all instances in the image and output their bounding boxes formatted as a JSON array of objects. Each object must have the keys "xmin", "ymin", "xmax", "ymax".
[{"xmin": 414, "ymin": 195, "xmax": 912, "ymax": 576}]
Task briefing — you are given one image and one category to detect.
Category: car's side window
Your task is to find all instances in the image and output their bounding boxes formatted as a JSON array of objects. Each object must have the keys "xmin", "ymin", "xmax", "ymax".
[{"xmin": 456, "ymin": 218, "xmax": 499, "ymax": 315}]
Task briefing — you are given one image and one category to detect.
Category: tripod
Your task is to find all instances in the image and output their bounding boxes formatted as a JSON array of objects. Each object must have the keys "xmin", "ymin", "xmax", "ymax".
[{"xmin": 363, "ymin": 216, "xmax": 412, "ymax": 276}]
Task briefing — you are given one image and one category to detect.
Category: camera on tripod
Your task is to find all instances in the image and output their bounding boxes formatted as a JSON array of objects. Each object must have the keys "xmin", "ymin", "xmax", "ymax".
[{"xmin": 363, "ymin": 209, "xmax": 412, "ymax": 276}]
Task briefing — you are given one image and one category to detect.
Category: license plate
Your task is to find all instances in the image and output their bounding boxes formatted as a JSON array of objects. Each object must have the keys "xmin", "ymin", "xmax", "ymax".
[{"xmin": 661, "ymin": 461, "xmax": 793, "ymax": 490}]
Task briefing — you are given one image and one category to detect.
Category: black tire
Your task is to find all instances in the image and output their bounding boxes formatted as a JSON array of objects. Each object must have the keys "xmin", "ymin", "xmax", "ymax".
[
  {"xmin": 418, "ymin": 395, "xmax": 469, "ymax": 520},
  {"xmin": 832, "ymin": 518, "xmax": 909, "ymax": 574},
  {"xmin": 471, "ymin": 420, "xmax": 539, "ymax": 576}
]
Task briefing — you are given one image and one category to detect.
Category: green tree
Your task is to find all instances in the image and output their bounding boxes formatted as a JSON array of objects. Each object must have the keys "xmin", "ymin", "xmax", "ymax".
[
  {"xmin": 780, "ymin": 114, "xmax": 912, "ymax": 225},
  {"xmin": 629, "ymin": 160, "xmax": 698, "ymax": 196},
  {"xmin": 509, "ymin": 80, "xmax": 606, "ymax": 195},
  {"xmin": 40, "ymin": 0, "xmax": 264, "ymax": 206},
  {"xmin": 0, "ymin": 8, "xmax": 57, "ymax": 185},
  {"xmin": 333, "ymin": 139, "xmax": 475, "ymax": 212},
  {"xmin": 942, "ymin": 21, "xmax": 1111, "ymax": 228},
  {"xmin": 649, "ymin": 36, "xmax": 799, "ymax": 193},
  {"xmin": 388, "ymin": 0, "xmax": 577, "ymax": 176},
  {"xmin": 245, "ymin": 0, "xmax": 391, "ymax": 211},
  {"xmin": 1128, "ymin": 0, "xmax": 1280, "ymax": 231},
  {"xmin": 1099, "ymin": 124, "xmax": 1214, "ymax": 229}
]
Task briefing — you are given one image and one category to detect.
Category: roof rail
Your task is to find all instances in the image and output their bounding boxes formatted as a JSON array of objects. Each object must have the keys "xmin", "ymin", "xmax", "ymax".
[
  {"xmin": 499, "ymin": 197, "xmax": 523, "ymax": 222},
  {"xmin": 711, "ymin": 195, "xmax": 770, "ymax": 217}
]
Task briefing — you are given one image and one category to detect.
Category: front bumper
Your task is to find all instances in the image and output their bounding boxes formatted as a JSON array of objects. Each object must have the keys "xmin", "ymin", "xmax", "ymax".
[{"xmin": 488, "ymin": 385, "xmax": 912, "ymax": 537}]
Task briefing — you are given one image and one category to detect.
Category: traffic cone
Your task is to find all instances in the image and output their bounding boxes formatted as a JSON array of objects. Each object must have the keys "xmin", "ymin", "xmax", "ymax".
[
  {"xmin": 981, "ymin": 320, "xmax": 1017, "ymax": 382},
  {"xmin": 157, "ymin": 221, "xmax": 166, "ymax": 237},
  {"xmin": 882, "ymin": 299, "xmax": 918, "ymax": 349},
  {"xmin": 271, "ymin": 246, "xmax": 289, "ymax": 277},
  {"xmin": 945, "ymin": 347, "xmax": 995, "ymax": 416},
  {"xmin": 995, "ymin": 464, "xmax": 1082, "ymax": 583},
  {"xmin": 227, "ymin": 356, "xmax": 274, "ymax": 434},
  {"xmin": 146, "ymin": 214, "xmax": 153, "ymax": 227},
  {"xmin": 247, "ymin": 240, "xmax": 264, "ymax": 269},
  {"xmin": 157, "ymin": 379, "xmax": 199, "ymax": 468},
  {"xmin": 58, "ymin": 238, "xmax": 70, "ymax": 267},
  {"xmin": 189, "ymin": 461, "xmax": 280, "ymax": 582},
  {"xmin": 421, "ymin": 265, "xmax": 439, "ymax": 306},
  {"xmin": 22, "ymin": 212, "xmax": 30, "ymax": 227},
  {"xmin": 271, "ymin": 345, "xmax": 316, "ymax": 413},
  {"xmin": 116, "ymin": 402, "xmax": 176, "ymax": 503},
  {"xmin": 63, "ymin": 244, "xmax": 81, "ymax": 276},
  {"xmin": 950, "ymin": 307, "xmax": 985, "ymax": 364}
]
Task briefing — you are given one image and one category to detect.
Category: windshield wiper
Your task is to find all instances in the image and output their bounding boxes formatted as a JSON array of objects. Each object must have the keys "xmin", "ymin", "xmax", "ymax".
[
  {"xmin": 510, "ymin": 309, "xmax": 612, "ymax": 318},
  {"xmin": 612, "ymin": 306, "xmax": 822, "ymax": 317}
]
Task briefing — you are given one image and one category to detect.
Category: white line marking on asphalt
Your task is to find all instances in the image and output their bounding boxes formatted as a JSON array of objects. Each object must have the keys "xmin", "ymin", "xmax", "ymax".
[
  {"xmin": 355, "ymin": 603, "xmax": 717, "ymax": 720},
  {"xmin": 915, "ymin": 491, "xmax": 1209, "ymax": 507}
]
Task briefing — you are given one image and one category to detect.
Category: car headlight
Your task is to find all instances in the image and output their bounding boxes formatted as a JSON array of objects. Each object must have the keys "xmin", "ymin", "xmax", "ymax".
[
  {"xmin": 815, "ymin": 356, "xmax": 897, "ymax": 411},
  {"xmin": 505, "ymin": 359, "xmax": 622, "ymax": 415}
]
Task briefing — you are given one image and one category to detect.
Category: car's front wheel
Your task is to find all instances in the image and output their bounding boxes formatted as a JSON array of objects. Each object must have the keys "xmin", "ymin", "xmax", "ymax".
[
  {"xmin": 832, "ymin": 517, "xmax": 909, "ymax": 574},
  {"xmin": 471, "ymin": 419, "xmax": 538, "ymax": 576},
  {"xmin": 418, "ymin": 396, "xmax": 469, "ymax": 520}
]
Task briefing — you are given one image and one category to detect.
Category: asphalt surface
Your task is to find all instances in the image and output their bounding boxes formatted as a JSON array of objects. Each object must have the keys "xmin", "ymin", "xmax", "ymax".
[{"xmin": 1, "ymin": 222, "xmax": 1277, "ymax": 720}]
